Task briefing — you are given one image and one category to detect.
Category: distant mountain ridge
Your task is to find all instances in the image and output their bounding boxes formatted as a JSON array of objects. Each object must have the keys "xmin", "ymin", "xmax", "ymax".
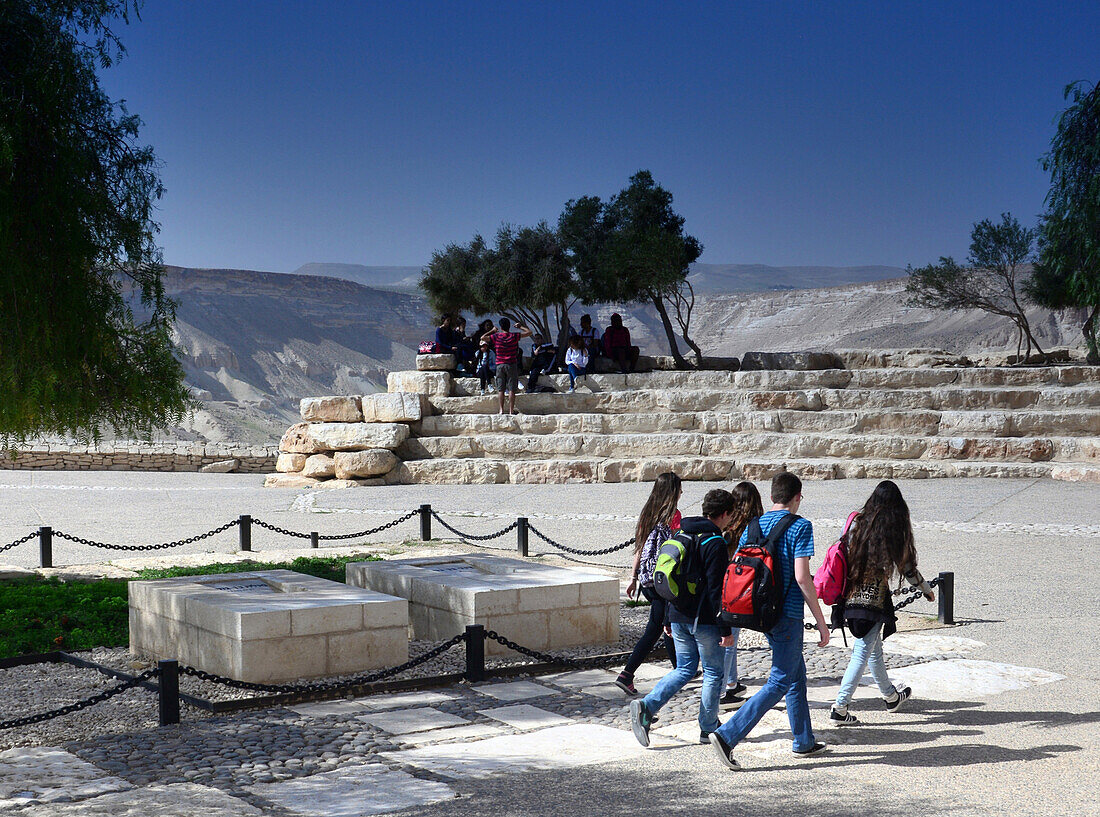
[{"xmin": 293, "ymin": 263, "xmax": 423, "ymax": 291}]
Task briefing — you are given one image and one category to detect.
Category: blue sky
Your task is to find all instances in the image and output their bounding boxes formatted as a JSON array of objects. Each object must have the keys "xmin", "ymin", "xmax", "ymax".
[{"xmin": 99, "ymin": 1, "xmax": 1098, "ymax": 272}]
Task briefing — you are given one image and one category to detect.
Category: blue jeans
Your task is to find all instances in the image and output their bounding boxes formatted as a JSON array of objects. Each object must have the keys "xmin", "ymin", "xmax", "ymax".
[
  {"xmin": 567, "ymin": 363, "xmax": 586, "ymax": 387},
  {"xmin": 641, "ymin": 623, "xmax": 725, "ymax": 733},
  {"xmin": 723, "ymin": 628, "xmax": 741, "ymax": 687},
  {"xmin": 835, "ymin": 621, "xmax": 895, "ymax": 707},
  {"xmin": 714, "ymin": 617, "xmax": 815, "ymax": 752}
]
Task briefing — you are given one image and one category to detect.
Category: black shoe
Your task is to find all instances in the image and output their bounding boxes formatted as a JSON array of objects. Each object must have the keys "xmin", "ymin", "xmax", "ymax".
[
  {"xmin": 829, "ymin": 706, "xmax": 859, "ymax": 726},
  {"xmin": 730, "ymin": 682, "xmax": 747, "ymax": 697},
  {"xmin": 630, "ymin": 699, "xmax": 653, "ymax": 747},
  {"xmin": 792, "ymin": 741, "xmax": 828, "ymax": 757},
  {"xmin": 719, "ymin": 689, "xmax": 746, "ymax": 710},
  {"xmin": 708, "ymin": 732, "xmax": 741, "ymax": 770},
  {"xmin": 699, "ymin": 730, "xmax": 712, "ymax": 744},
  {"xmin": 885, "ymin": 685, "xmax": 912, "ymax": 713}
]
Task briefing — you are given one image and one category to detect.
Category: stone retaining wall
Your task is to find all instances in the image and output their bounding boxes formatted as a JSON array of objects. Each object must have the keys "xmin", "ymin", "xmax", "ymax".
[{"xmin": 1, "ymin": 444, "xmax": 277, "ymax": 473}]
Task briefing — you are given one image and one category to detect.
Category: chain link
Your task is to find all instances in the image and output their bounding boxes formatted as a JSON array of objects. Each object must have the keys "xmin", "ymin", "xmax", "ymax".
[
  {"xmin": 430, "ymin": 512, "xmax": 518, "ymax": 541},
  {"xmin": 51, "ymin": 520, "xmax": 240, "ymax": 552},
  {"xmin": 483, "ymin": 630, "xmax": 583, "ymax": 668},
  {"xmin": 316, "ymin": 509, "xmax": 418, "ymax": 541},
  {"xmin": 0, "ymin": 669, "xmax": 159, "ymax": 731},
  {"xmin": 0, "ymin": 530, "xmax": 37, "ymax": 555},
  {"xmin": 180, "ymin": 633, "xmax": 468, "ymax": 695},
  {"xmin": 892, "ymin": 576, "xmax": 943, "ymax": 612},
  {"xmin": 525, "ymin": 522, "xmax": 635, "ymax": 556}
]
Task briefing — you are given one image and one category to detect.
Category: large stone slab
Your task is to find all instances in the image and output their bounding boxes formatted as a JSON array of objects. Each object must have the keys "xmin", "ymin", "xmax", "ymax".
[
  {"xmin": 741, "ymin": 351, "xmax": 844, "ymax": 371},
  {"xmin": 16, "ymin": 783, "xmax": 263, "ymax": 816},
  {"xmin": 280, "ymin": 422, "xmax": 410, "ymax": 453},
  {"xmin": 416, "ymin": 353, "xmax": 456, "ymax": 371},
  {"xmin": 0, "ymin": 747, "xmax": 131, "ymax": 809},
  {"xmin": 129, "ymin": 569, "xmax": 408, "ymax": 683},
  {"xmin": 301, "ymin": 453, "xmax": 336, "ymax": 478},
  {"xmin": 347, "ymin": 555, "xmax": 618, "ymax": 655},
  {"xmin": 361, "ymin": 392, "xmax": 425, "ymax": 423},
  {"xmin": 387, "ymin": 370, "xmax": 452, "ymax": 398},
  {"xmin": 334, "ymin": 449, "xmax": 398, "ymax": 479},
  {"xmin": 300, "ymin": 396, "xmax": 363, "ymax": 423},
  {"xmin": 248, "ymin": 763, "xmax": 453, "ymax": 817}
]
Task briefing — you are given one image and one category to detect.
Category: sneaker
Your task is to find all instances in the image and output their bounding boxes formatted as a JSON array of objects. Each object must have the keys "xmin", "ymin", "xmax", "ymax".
[
  {"xmin": 700, "ymin": 730, "xmax": 718, "ymax": 744},
  {"xmin": 719, "ymin": 689, "xmax": 746, "ymax": 710},
  {"xmin": 568, "ymin": 387, "xmax": 575, "ymax": 393},
  {"xmin": 708, "ymin": 732, "xmax": 741, "ymax": 771},
  {"xmin": 829, "ymin": 706, "xmax": 859, "ymax": 726},
  {"xmin": 614, "ymin": 673, "xmax": 638, "ymax": 696},
  {"xmin": 629, "ymin": 699, "xmax": 653, "ymax": 747},
  {"xmin": 792, "ymin": 741, "xmax": 828, "ymax": 757},
  {"xmin": 730, "ymin": 682, "xmax": 747, "ymax": 696},
  {"xmin": 885, "ymin": 685, "xmax": 912, "ymax": 712}
]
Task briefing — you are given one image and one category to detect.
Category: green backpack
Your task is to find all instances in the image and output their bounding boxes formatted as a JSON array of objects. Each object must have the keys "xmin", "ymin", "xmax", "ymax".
[{"xmin": 653, "ymin": 531, "xmax": 724, "ymax": 610}]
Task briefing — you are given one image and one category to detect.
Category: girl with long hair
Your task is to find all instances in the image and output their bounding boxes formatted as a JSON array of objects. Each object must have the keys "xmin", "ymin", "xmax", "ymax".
[
  {"xmin": 830, "ymin": 480, "xmax": 935, "ymax": 725},
  {"xmin": 719, "ymin": 481, "xmax": 764, "ymax": 709},
  {"xmin": 616, "ymin": 472, "xmax": 682, "ymax": 696}
]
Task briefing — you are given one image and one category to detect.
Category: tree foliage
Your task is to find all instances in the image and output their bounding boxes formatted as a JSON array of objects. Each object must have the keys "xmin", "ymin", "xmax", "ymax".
[
  {"xmin": 906, "ymin": 213, "xmax": 1047, "ymax": 361},
  {"xmin": 1027, "ymin": 80, "xmax": 1100, "ymax": 364},
  {"xmin": 0, "ymin": 0, "xmax": 191, "ymax": 444},
  {"xmin": 561, "ymin": 171, "xmax": 703, "ymax": 367}
]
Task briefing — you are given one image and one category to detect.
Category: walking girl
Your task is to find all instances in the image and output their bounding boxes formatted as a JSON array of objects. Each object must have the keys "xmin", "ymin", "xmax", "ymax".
[
  {"xmin": 615, "ymin": 472, "xmax": 682, "ymax": 696},
  {"xmin": 830, "ymin": 480, "xmax": 935, "ymax": 724},
  {"xmin": 719, "ymin": 481, "xmax": 763, "ymax": 709}
]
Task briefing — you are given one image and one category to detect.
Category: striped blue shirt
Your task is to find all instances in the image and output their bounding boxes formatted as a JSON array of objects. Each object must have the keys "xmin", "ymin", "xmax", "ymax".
[{"xmin": 739, "ymin": 510, "xmax": 815, "ymax": 619}]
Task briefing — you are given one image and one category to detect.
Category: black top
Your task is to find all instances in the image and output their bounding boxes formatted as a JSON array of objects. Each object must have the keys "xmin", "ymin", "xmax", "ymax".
[{"xmin": 667, "ymin": 516, "xmax": 732, "ymax": 637}]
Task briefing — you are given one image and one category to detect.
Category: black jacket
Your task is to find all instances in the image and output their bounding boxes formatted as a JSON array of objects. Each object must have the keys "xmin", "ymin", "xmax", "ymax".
[{"xmin": 667, "ymin": 516, "xmax": 732, "ymax": 637}]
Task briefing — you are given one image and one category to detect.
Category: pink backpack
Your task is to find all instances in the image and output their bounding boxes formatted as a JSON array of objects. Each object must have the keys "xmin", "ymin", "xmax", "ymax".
[{"xmin": 813, "ymin": 511, "xmax": 859, "ymax": 606}]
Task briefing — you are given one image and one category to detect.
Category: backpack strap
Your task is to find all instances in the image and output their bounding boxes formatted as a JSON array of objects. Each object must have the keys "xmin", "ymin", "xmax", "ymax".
[
  {"xmin": 764, "ymin": 513, "xmax": 800, "ymax": 551},
  {"xmin": 841, "ymin": 511, "xmax": 859, "ymax": 537}
]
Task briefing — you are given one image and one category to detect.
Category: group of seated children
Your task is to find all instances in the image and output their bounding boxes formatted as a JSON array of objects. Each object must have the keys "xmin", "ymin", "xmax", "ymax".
[{"xmin": 620, "ymin": 472, "xmax": 935, "ymax": 772}]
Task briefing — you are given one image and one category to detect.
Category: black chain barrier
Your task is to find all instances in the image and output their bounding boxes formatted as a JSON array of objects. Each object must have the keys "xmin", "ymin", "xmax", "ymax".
[
  {"xmin": 252, "ymin": 510, "xmax": 419, "ymax": 541},
  {"xmin": 0, "ymin": 531, "xmax": 37, "ymax": 555},
  {"xmin": 484, "ymin": 629, "xmax": 583, "ymax": 668},
  {"xmin": 525, "ymin": 522, "xmax": 635, "ymax": 556},
  {"xmin": 180, "ymin": 633, "xmax": 468, "ymax": 695},
  {"xmin": 0, "ymin": 668, "xmax": 159, "ymax": 731},
  {"xmin": 891, "ymin": 575, "xmax": 943, "ymax": 612},
  {"xmin": 51, "ymin": 520, "xmax": 240, "ymax": 552},
  {"xmin": 430, "ymin": 511, "xmax": 518, "ymax": 542}
]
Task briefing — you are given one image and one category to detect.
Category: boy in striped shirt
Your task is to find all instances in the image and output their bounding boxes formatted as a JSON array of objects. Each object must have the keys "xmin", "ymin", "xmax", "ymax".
[{"xmin": 481, "ymin": 317, "xmax": 531, "ymax": 415}]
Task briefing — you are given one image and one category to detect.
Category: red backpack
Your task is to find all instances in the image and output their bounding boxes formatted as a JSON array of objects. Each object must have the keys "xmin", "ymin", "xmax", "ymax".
[
  {"xmin": 720, "ymin": 514, "xmax": 800, "ymax": 632},
  {"xmin": 813, "ymin": 511, "xmax": 859, "ymax": 606}
]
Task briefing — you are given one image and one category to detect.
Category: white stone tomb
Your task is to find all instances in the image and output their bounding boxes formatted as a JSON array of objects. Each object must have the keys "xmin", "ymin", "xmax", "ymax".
[
  {"xmin": 128, "ymin": 569, "xmax": 408, "ymax": 683},
  {"xmin": 346, "ymin": 555, "xmax": 618, "ymax": 655}
]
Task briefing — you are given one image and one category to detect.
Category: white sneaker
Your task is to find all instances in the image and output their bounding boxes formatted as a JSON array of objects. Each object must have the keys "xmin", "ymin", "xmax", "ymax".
[{"xmin": 568, "ymin": 387, "xmax": 575, "ymax": 393}]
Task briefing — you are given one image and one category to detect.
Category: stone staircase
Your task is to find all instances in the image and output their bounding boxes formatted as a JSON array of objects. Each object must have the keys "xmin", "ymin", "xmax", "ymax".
[{"xmin": 385, "ymin": 366, "xmax": 1100, "ymax": 484}]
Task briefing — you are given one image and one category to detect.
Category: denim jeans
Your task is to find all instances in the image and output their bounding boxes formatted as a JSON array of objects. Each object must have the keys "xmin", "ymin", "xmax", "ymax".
[
  {"xmin": 723, "ymin": 628, "xmax": 741, "ymax": 688},
  {"xmin": 835, "ymin": 621, "xmax": 895, "ymax": 707},
  {"xmin": 566, "ymin": 363, "xmax": 587, "ymax": 387},
  {"xmin": 641, "ymin": 623, "xmax": 724, "ymax": 733},
  {"xmin": 714, "ymin": 617, "xmax": 815, "ymax": 752},
  {"xmin": 621, "ymin": 586, "xmax": 676, "ymax": 677}
]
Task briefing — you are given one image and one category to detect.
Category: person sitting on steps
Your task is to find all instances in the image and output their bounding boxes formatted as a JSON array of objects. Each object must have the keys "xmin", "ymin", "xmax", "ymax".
[
  {"xmin": 829, "ymin": 480, "xmax": 935, "ymax": 726},
  {"xmin": 565, "ymin": 335, "xmax": 589, "ymax": 392},
  {"xmin": 602, "ymin": 313, "xmax": 639, "ymax": 374}
]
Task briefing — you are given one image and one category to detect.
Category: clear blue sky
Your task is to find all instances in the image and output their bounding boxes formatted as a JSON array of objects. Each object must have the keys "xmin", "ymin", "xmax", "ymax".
[{"xmin": 98, "ymin": 0, "xmax": 1098, "ymax": 272}]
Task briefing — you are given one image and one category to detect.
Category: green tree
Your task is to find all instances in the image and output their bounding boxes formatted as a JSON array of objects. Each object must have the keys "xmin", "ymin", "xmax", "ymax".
[
  {"xmin": 906, "ymin": 213, "xmax": 1047, "ymax": 362},
  {"xmin": 561, "ymin": 171, "xmax": 703, "ymax": 368},
  {"xmin": 1027, "ymin": 80, "xmax": 1100, "ymax": 364},
  {"xmin": 0, "ymin": 0, "xmax": 190, "ymax": 444}
]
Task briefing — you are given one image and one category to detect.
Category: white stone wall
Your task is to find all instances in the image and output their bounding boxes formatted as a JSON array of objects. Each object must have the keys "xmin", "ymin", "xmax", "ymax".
[{"xmin": 2, "ymin": 443, "xmax": 276, "ymax": 473}]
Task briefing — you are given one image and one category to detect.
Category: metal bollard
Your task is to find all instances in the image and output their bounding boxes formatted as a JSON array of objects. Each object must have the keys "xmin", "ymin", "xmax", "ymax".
[
  {"xmin": 464, "ymin": 624, "xmax": 486, "ymax": 682},
  {"xmin": 238, "ymin": 515, "xmax": 252, "ymax": 552},
  {"xmin": 517, "ymin": 517, "xmax": 529, "ymax": 557},
  {"xmin": 38, "ymin": 526, "xmax": 53, "ymax": 569},
  {"xmin": 938, "ymin": 571, "xmax": 955, "ymax": 625},
  {"xmin": 419, "ymin": 504, "xmax": 432, "ymax": 541},
  {"xmin": 310, "ymin": 532, "xmax": 319, "ymax": 549},
  {"xmin": 158, "ymin": 660, "xmax": 180, "ymax": 726}
]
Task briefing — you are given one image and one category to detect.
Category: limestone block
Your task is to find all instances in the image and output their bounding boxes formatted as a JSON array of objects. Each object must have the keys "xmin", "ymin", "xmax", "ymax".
[
  {"xmin": 1051, "ymin": 438, "xmax": 1100, "ymax": 462},
  {"xmin": 327, "ymin": 627, "xmax": 407, "ymax": 674},
  {"xmin": 600, "ymin": 457, "xmax": 735, "ymax": 483},
  {"xmin": 938, "ymin": 411, "xmax": 1013, "ymax": 436},
  {"xmin": 301, "ymin": 453, "xmax": 336, "ymax": 479},
  {"xmin": 416, "ymin": 353, "xmax": 456, "ymax": 371},
  {"xmin": 388, "ymin": 459, "xmax": 507, "ymax": 484},
  {"xmin": 313, "ymin": 478, "xmax": 380, "ymax": 489},
  {"xmin": 741, "ymin": 351, "xmax": 844, "ymax": 371},
  {"xmin": 276, "ymin": 453, "xmax": 307, "ymax": 473},
  {"xmin": 199, "ymin": 458, "xmax": 238, "ymax": 473},
  {"xmin": 334, "ymin": 449, "xmax": 398, "ymax": 479},
  {"xmin": 362, "ymin": 392, "xmax": 425, "ymax": 423},
  {"xmin": 264, "ymin": 474, "xmax": 322, "ymax": 488},
  {"xmin": 388, "ymin": 370, "xmax": 453, "ymax": 398},
  {"xmin": 507, "ymin": 459, "xmax": 598, "ymax": 484},
  {"xmin": 1051, "ymin": 464, "xmax": 1100, "ymax": 483},
  {"xmin": 279, "ymin": 422, "xmax": 327, "ymax": 455},
  {"xmin": 300, "ymin": 396, "xmax": 363, "ymax": 423},
  {"xmin": 307, "ymin": 422, "xmax": 410, "ymax": 451}
]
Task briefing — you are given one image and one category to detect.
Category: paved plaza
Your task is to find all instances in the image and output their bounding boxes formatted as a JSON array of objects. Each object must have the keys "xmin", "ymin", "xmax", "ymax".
[{"xmin": 0, "ymin": 472, "xmax": 1098, "ymax": 815}]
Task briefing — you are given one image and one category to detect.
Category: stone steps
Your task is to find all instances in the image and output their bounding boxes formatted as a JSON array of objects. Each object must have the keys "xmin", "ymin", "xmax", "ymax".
[
  {"xmin": 453, "ymin": 365, "xmax": 1098, "ymax": 395},
  {"xmin": 430, "ymin": 384, "xmax": 1100, "ymax": 416},
  {"xmin": 386, "ymin": 456, "xmax": 1100, "ymax": 484},
  {"xmin": 397, "ymin": 430, "xmax": 1099, "ymax": 464},
  {"xmin": 415, "ymin": 408, "xmax": 1100, "ymax": 438}
]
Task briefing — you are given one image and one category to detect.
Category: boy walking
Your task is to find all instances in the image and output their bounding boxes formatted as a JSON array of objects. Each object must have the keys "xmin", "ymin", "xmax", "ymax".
[
  {"xmin": 629, "ymin": 489, "xmax": 737, "ymax": 747},
  {"xmin": 709, "ymin": 472, "xmax": 831, "ymax": 769},
  {"xmin": 481, "ymin": 318, "xmax": 531, "ymax": 415}
]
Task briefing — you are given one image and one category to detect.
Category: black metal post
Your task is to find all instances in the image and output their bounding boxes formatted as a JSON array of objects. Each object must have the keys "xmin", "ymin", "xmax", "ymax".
[
  {"xmin": 517, "ymin": 517, "xmax": 529, "ymax": 557},
  {"xmin": 38, "ymin": 526, "xmax": 52, "ymax": 569},
  {"xmin": 938, "ymin": 571, "xmax": 955, "ymax": 625},
  {"xmin": 158, "ymin": 660, "xmax": 180, "ymax": 726},
  {"xmin": 419, "ymin": 504, "xmax": 432, "ymax": 541},
  {"xmin": 239, "ymin": 514, "xmax": 251, "ymax": 552},
  {"xmin": 310, "ymin": 532, "xmax": 319, "ymax": 549},
  {"xmin": 464, "ymin": 624, "xmax": 485, "ymax": 682}
]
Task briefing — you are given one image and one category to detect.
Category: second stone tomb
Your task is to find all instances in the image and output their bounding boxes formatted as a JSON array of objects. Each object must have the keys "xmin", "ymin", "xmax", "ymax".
[{"xmin": 347, "ymin": 555, "xmax": 619, "ymax": 655}]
